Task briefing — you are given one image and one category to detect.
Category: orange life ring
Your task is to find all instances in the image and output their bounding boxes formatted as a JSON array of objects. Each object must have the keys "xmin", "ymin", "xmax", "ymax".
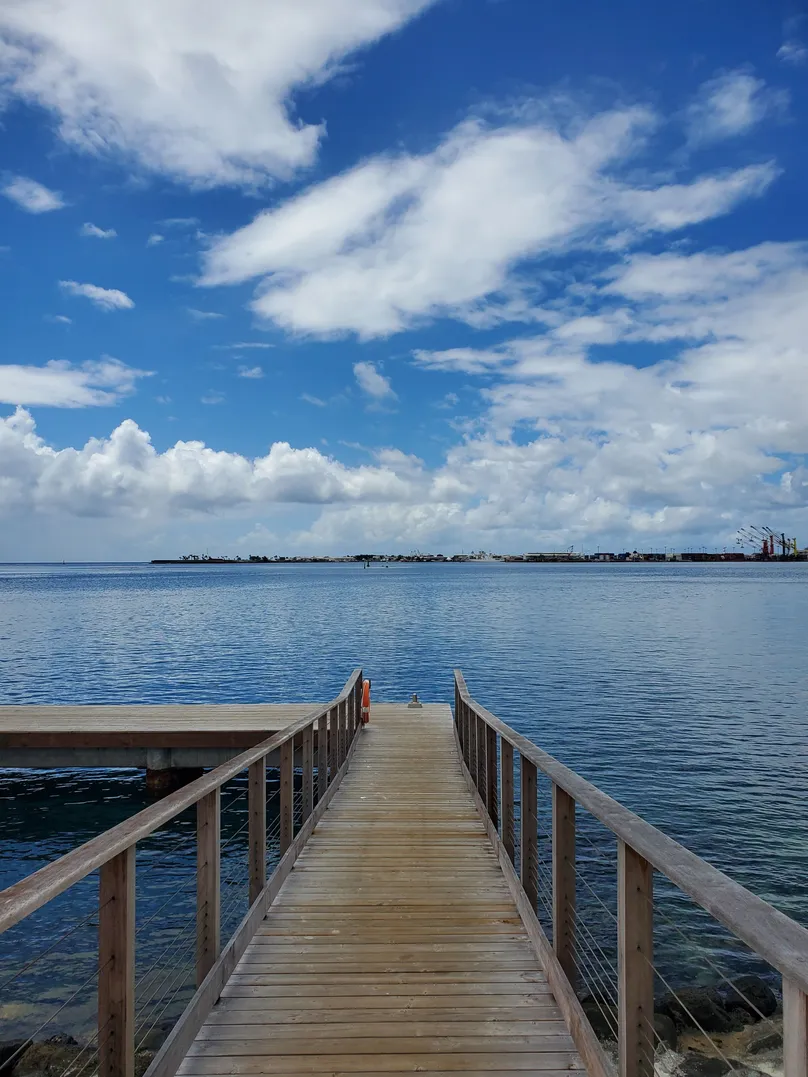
[{"xmin": 361, "ymin": 679, "xmax": 370, "ymax": 723}]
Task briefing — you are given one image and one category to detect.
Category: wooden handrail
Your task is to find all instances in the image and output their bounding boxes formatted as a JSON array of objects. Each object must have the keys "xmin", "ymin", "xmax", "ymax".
[
  {"xmin": 454, "ymin": 668, "xmax": 808, "ymax": 997},
  {"xmin": 0, "ymin": 669, "xmax": 362, "ymax": 935}
]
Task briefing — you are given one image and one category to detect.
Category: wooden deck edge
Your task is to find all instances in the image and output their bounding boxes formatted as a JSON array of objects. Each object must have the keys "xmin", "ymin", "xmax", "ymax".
[
  {"xmin": 143, "ymin": 722, "xmax": 365, "ymax": 1077},
  {"xmin": 451, "ymin": 720, "xmax": 615, "ymax": 1077}
]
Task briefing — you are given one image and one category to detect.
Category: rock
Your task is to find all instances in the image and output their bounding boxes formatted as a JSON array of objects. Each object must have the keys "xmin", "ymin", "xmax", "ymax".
[
  {"xmin": 134, "ymin": 1051, "xmax": 155, "ymax": 1077},
  {"xmin": 659, "ymin": 987, "xmax": 736, "ymax": 1033},
  {"xmin": 676, "ymin": 1051, "xmax": 731, "ymax": 1077},
  {"xmin": 745, "ymin": 1029, "xmax": 783, "ymax": 1054},
  {"xmin": 0, "ymin": 1042, "xmax": 31, "ymax": 1077},
  {"xmin": 42, "ymin": 1037, "xmax": 77, "ymax": 1049},
  {"xmin": 579, "ymin": 996, "xmax": 618, "ymax": 1042},
  {"xmin": 654, "ymin": 1013, "xmax": 679, "ymax": 1050},
  {"xmin": 721, "ymin": 975, "xmax": 779, "ymax": 1021},
  {"xmin": 14, "ymin": 1041, "xmax": 82, "ymax": 1077}
]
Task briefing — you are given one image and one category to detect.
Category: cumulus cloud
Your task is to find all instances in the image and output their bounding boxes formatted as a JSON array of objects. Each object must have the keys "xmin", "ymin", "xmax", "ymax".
[
  {"xmin": 0, "ymin": 0, "xmax": 437, "ymax": 187},
  {"xmin": 685, "ymin": 71, "xmax": 788, "ymax": 145},
  {"xmin": 146, "ymin": 233, "xmax": 164, "ymax": 247},
  {"xmin": 237, "ymin": 365, "xmax": 264, "ymax": 378},
  {"xmin": 354, "ymin": 361, "xmax": 396, "ymax": 399},
  {"xmin": 201, "ymin": 105, "xmax": 776, "ymax": 338},
  {"xmin": 80, "ymin": 222, "xmax": 116, "ymax": 239},
  {"xmin": 187, "ymin": 308, "xmax": 224, "ymax": 321},
  {"xmin": 59, "ymin": 281, "xmax": 135, "ymax": 310},
  {"xmin": 0, "ymin": 409, "xmax": 421, "ymax": 520},
  {"xmin": 1, "ymin": 175, "xmax": 64, "ymax": 213},
  {"xmin": 0, "ymin": 358, "xmax": 151, "ymax": 407}
]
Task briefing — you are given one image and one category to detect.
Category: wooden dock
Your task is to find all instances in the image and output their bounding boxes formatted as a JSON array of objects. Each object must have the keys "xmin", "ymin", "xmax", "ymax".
[
  {"xmin": 0, "ymin": 703, "xmax": 321, "ymax": 772},
  {"xmin": 4, "ymin": 668, "xmax": 808, "ymax": 1077},
  {"xmin": 179, "ymin": 703, "xmax": 582, "ymax": 1075}
]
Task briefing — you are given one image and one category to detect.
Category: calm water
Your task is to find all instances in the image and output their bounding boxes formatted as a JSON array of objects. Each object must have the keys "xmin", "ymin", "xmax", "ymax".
[{"xmin": 1, "ymin": 561, "xmax": 807, "ymax": 1031}]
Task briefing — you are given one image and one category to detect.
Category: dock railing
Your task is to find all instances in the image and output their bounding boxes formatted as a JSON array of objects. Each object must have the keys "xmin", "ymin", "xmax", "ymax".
[
  {"xmin": 0, "ymin": 668, "xmax": 363, "ymax": 1077},
  {"xmin": 454, "ymin": 668, "xmax": 808, "ymax": 1077}
]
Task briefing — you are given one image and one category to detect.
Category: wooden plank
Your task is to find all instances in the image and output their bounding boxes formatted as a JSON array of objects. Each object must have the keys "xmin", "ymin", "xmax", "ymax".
[
  {"xmin": 301, "ymin": 725, "xmax": 313, "ymax": 822},
  {"xmin": 552, "ymin": 783, "xmax": 576, "ymax": 988},
  {"xmin": 520, "ymin": 757, "xmax": 538, "ymax": 913},
  {"xmin": 501, "ymin": 739, "xmax": 515, "ymax": 864},
  {"xmin": 784, "ymin": 979, "xmax": 808, "ymax": 1077},
  {"xmin": 279, "ymin": 739, "xmax": 293, "ymax": 855},
  {"xmin": 179, "ymin": 1054, "xmax": 583, "ymax": 1074},
  {"xmin": 248, "ymin": 762, "xmax": 266, "ymax": 907},
  {"xmin": 618, "ymin": 841, "xmax": 654, "ymax": 1077},
  {"xmin": 98, "ymin": 847, "xmax": 135, "ymax": 1077},
  {"xmin": 197, "ymin": 789, "xmax": 221, "ymax": 987}
]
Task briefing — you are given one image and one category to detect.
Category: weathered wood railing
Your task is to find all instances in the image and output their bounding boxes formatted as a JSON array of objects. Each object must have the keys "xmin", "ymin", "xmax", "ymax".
[
  {"xmin": 454, "ymin": 669, "xmax": 808, "ymax": 1077},
  {"xmin": 0, "ymin": 669, "xmax": 363, "ymax": 1077}
]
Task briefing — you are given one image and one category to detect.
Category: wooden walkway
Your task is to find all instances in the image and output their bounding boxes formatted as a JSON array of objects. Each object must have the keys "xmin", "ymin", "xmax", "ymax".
[{"xmin": 177, "ymin": 703, "xmax": 583, "ymax": 1076}]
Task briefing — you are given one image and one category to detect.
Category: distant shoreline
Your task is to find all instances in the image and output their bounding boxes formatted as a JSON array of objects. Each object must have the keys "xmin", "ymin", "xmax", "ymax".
[{"xmin": 150, "ymin": 553, "xmax": 807, "ymax": 564}]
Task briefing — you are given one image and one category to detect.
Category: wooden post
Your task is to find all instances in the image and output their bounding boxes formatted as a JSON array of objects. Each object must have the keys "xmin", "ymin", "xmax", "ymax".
[
  {"xmin": 302, "ymin": 723, "xmax": 314, "ymax": 822},
  {"xmin": 318, "ymin": 712, "xmax": 328, "ymax": 799},
  {"xmin": 248, "ymin": 760, "xmax": 266, "ymax": 906},
  {"xmin": 486, "ymin": 725, "xmax": 498, "ymax": 828},
  {"xmin": 280, "ymin": 737, "xmax": 293, "ymax": 854},
  {"xmin": 618, "ymin": 841, "xmax": 654, "ymax": 1077},
  {"xmin": 339, "ymin": 699, "xmax": 347, "ymax": 767},
  {"xmin": 520, "ymin": 756, "xmax": 538, "ymax": 912},
  {"xmin": 196, "ymin": 789, "xmax": 220, "ymax": 986},
  {"xmin": 476, "ymin": 714, "xmax": 485, "ymax": 795},
  {"xmin": 783, "ymin": 979, "xmax": 808, "ymax": 1077},
  {"xmin": 467, "ymin": 705, "xmax": 475, "ymax": 777},
  {"xmin": 501, "ymin": 738, "xmax": 515, "ymax": 863},
  {"xmin": 328, "ymin": 706, "xmax": 338, "ymax": 782},
  {"xmin": 98, "ymin": 847, "xmax": 134, "ymax": 1077},
  {"xmin": 552, "ymin": 783, "xmax": 576, "ymax": 987}
]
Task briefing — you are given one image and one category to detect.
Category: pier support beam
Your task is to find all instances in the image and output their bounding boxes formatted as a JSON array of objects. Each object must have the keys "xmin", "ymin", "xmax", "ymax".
[{"xmin": 145, "ymin": 749, "xmax": 203, "ymax": 795}]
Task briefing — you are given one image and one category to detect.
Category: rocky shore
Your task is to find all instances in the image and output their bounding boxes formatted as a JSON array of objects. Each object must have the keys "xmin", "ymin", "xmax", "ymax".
[{"xmin": 581, "ymin": 975, "xmax": 784, "ymax": 1077}]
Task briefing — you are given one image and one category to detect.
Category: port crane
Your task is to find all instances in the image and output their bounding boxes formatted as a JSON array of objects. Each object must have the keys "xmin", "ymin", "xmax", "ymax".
[{"xmin": 735, "ymin": 526, "xmax": 798, "ymax": 557}]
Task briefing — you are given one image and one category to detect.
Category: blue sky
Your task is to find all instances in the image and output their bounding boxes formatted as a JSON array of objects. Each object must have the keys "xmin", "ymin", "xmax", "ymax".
[{"xmin": 1, "ymin": 0, "xmax": 807, "ymax": 559}]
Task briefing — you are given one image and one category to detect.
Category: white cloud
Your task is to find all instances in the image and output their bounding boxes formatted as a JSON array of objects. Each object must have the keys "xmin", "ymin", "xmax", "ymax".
[
  {"xmin": 0, "ymin": 0, "xmax": 437, "ymax": 187},
  {"xmin": 0, "ymin": 358, "xmax": 151, "ymax": 407},
  {"xmin": 301, "ymin": 393, "xmax": 327, "ymax": 407},
  {"xmin": 2, "ymin": 239, "xmax": 808, "ymax": 554},
  {"xmin": 777, "ymin": 41, "xmax": 807, "ymax": 65},
  {"xmin": 187, "ymin": 308, "xmax": 224, "ymax": 321},
  {"xmin": 237, "ymin": 365, "xmax": 263, "ymax": 378},
  {"xmin": 46, "ymin": 314, "xmax": 73, "ymax": 325},
  {"xmin": 201, "ymin": 391, "xmax": 226, "ymax": 405},
  {"xmin": 0, "ymin": 408, "xmax": 420, "ymax": 521},
  {"xmin": 59, "ymin": 280, "xmax": 135, "ymax": 310},
  {"xmin": 217, "ymin": 342, "xmax": 274, "ymax": 349},
  {"xmin": 80, "ymin": 222, "xmax": 116, "ymax": 239},
  {"xmin": 1, "ymin": 175, "xmax": 64, "ymax": 213},
  {"xmin": 202, "ymin": 105, "xmax": 776, "ymax": 338},
  {"xmin": 354, "ymin": 361, "xmax": 396, "ymax": 399},
  {"xmin": 685, "ymin": 71, "xmax": 788, "ymax": 145},
  {"xmin": 147, "ymin": 233, "xmax": 164, "ymax": 246}
]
